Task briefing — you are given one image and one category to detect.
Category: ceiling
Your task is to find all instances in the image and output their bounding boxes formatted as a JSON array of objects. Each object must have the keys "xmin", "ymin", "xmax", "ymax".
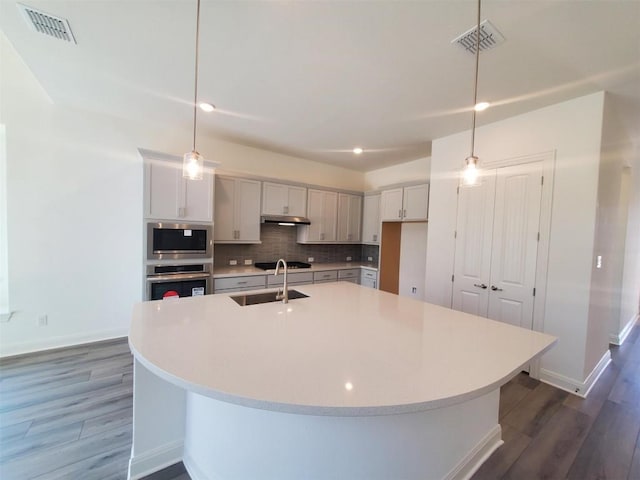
[{"xmin": 1, "ymin": 0, "xmax": 639, "ymax": 172}]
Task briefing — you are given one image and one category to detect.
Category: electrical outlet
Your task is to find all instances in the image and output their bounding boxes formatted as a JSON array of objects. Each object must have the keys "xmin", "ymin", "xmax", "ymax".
[
  {"xmin": 346, "ymin": 256, "xmax": 352, "ymax": 261},
  {"xmin": 367, "ymin": 256, "xmax": 373, "ymax": 262},
  {"xmin": 229, "ymin": 260, "xmax": 238, "ymax": 266},
  {"xmin": 308, "ymin": 257, "xmax": 314, "ymax": 263},
  {"xmin": 411, "ymin": 287, "xmax": 417, "ymax": 294},
  {"xmin": 244, "ymin": 259, "xmax": 252, "ymax": 265},
  {"xmin": 596, "ymin": 255, "xmax": 602, "ymax": 269},
  {"xmin": 38, "ymin": 315, "xmax": 48, "ymax": 326}
]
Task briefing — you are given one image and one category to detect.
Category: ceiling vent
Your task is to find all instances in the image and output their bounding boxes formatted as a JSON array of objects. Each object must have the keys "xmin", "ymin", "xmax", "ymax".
[
  {"xmin": 451, "ymin": 20, "xmax": 504, "ymax": 54},
  {"xmin": 17, "ymin": 3, "xmax": 76, "ymax": 44}
]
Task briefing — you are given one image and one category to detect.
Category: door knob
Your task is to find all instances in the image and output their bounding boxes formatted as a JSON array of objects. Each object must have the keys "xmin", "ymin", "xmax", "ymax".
[
  {"xmin": 473, "ymin": 283, "xmax": 488, "ymax": 289},
  {"xmin": 491, "ymin": 285, "xmax": 503, "ymax": 291}
]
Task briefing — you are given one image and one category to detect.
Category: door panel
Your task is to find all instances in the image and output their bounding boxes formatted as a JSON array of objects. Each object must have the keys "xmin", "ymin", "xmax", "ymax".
[
  {"xmin": 452, "ymin": 173, "xmax": 496, "ymax": 315},
  {"xmin": 488, "ymin": 162, "xmax": 543, "ymax": 330},
  {"xmin": 491, "ymin": 297, "xmax": 525, "ymax": 328}
]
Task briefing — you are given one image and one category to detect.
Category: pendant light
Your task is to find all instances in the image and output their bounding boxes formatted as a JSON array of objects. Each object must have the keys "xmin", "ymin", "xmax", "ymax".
[
  {"xmin": 463, "ymin": 0, "xmax": 483, "ymax": 186},
  {"xmin": 183, "ymin": 0, "xmax": 204, "ymax": 180}
]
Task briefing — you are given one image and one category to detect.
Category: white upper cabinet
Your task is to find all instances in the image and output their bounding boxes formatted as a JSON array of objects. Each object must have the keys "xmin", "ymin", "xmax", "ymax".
[
  {"xmin": 214, "ymin": 176, "xmax": 261, "ymax": 243},
  {"xmin": 261, "ymin": 182, "xmax": 307, "ymax": 217},
  {"xmin": 298, "ymin": 189, "xmax": 337, "ymax": 243},
  {"xmin": 145, "ymin": 157, "xmax": 214, "ymax": 222},
  {"xmin": 402, "ymin": 184, "xmax": 429, "ymax": 221},
  {"xmin": 362, "ymin": 194, "xmax": 381, "ymax": 244},
  {"xmin": 337, "ymin": 193, "xmax": 362, "ymax": 243},
  {"xmin": 380, "ymin": 184, "xmax": 429, "ymax": 222}
]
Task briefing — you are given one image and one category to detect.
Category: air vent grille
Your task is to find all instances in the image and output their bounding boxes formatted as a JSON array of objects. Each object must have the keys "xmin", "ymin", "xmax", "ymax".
[
  {"xmin": 17, "ymin": 3, "xmax": 76, "ymax": 44},
  {"xmin": 452, "ymin": 19, "xmax": 504, "ymax": 54}
]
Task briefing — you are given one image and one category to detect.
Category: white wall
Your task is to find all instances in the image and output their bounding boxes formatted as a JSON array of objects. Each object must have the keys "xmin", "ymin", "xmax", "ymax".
[
  {"xmin": 398, "ymin": 222, "xmax": 428, "ymax": 300},
  {"xmin": 0, "ymin": 34, "xmax": 365, "ymax": 356},
  {"xmin": 619, "ymin": 155, "xmax": 640, "ymax": 340},
  {"xmin": 364, "ymin": 157, "xmax": 430, "ymax": 191},
  {"xmin": 425, "ymin": 92, "xmax": 607, "ymax": 386}
]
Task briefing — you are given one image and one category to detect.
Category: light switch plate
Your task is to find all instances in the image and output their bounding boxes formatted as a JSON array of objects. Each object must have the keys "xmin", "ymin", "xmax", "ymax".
[
  {"xmin": 308, "ymin": 257, "xmax": 314, "ymax": 262},
  {"xmin": 244, "ymin": 259, "xmax": 252, "ymax": 265},
  {"xmin": 229, "ymin": 260, "xmax": 238, "ymax": 266}
]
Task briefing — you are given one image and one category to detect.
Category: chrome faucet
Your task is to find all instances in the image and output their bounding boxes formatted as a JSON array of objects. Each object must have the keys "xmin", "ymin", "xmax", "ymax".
[{"xmin": 274, "ymin": 258, "xmax": 288, "ymax": 303}]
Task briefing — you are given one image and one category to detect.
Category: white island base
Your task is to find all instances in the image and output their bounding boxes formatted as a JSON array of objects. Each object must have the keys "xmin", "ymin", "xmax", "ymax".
[
  {"xmin": 128, "ymin": 283, "xmax": 555, "ymax": 480},
  {"xmin": 182, "ymin": 388, "xmax": 502, "ymax": 480}
]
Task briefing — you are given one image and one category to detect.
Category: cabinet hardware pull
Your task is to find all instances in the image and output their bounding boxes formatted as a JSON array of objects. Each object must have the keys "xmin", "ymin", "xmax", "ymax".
[
  {"xmin": 491, "ymin": 285, "xmax": 503, "ymax": 291},
  {"xmin": 473, "ymin": 283, "xmax": 488, "ymax": 289},
  {"xmin": 398, "ymin": 209, "xmax": 402, "ymax": 218},
  {"xmin": 237, "ymin": 281, "xmax": 248, "ymax": 285},
  {"xmin": 403, "ymin": 209, "xmax": 406, "ymax": 217},
  {"xmin": 373, "ymin": 234, "xmax": 377, "ymax": 242}
]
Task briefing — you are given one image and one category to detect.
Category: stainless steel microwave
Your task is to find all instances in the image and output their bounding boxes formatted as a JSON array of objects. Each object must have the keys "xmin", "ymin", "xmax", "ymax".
[{"xmin": 147, "ymin": 222, "xmax": 213, "ymax": 260}]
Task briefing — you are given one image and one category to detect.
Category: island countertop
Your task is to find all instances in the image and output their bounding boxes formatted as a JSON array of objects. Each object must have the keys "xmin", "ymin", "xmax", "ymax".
[{"xmin": 129, "ymin": 282, "xmax": 556, "ymax": 416}]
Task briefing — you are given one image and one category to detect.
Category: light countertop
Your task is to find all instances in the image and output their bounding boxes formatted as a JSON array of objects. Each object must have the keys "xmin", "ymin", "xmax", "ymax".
[
  {"xmin": 129, "ymin": 282, "xmax": 556, "ymax": 416},
  {"xmin": 213, "ymin": 262, "xmax": 378, "ymax": 278}
]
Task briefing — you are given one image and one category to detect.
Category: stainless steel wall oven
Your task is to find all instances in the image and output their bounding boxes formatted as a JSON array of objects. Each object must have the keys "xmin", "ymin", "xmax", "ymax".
[{"xmin": 146, "ymin": 263, "xmax": 212, "ymax": 300}]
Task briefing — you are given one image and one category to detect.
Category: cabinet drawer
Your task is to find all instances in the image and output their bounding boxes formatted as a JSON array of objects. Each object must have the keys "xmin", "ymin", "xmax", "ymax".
[
  {"xmin": 313, "ymin": 270, "xmax": 338, "ymax": 283},
  {"xmin": 361, "ymin": 269, "xmax": 377, "ymax": 280},
  {"xmin": 338, "ymin": 269, "xmax": 360, "ymax": 280},
  {"xmin": 214, "ymin": 275, "xmax": 266, "ymax": 292},
  {"xmin": 267, "ymin": 271, "xmax": 314, "ymax": 286}
]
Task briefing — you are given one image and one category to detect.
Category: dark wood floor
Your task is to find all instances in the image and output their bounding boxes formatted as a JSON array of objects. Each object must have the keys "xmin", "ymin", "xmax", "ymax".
[{"xmin": 0, "ymin": 321, "xmax": 638, "ymax": 480}]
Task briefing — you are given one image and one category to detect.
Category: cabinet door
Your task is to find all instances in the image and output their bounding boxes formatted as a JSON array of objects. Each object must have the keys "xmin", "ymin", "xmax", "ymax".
[
  {"xmin": 306, "ymin": 189, "xmax": 337, "ymax": 242},
  {"xmin": 380, "ymin": 188, "xmax": 403, "ymax": 221},
  {"xmin": 402, "ymin": 184, "xmax": 429, "ymax": 221},
  {"xmin": 362, "ymin": 194, "xmax": 380, "ymax": 244},
  {"xmin": 146, "ymin": 160, "xmax": 181, "ymax": 220},
  {"xmin": 262, "ymin": 182, "xmax": 288, "ymax": 215},
  {"xmin": 214, "ymin": 177, "xmax": 236, "ymax": 241},
  {"xmin": 337, "ymin": 194, "xmax": 362, "ymax": 242},
  {"xmin": 287, "ymin": 186, "xmax": 307, "ymax": 217},
  {"xmin": 181, "ymin": 169, "xmax": 214, "ymax": 222},
  {"xmin": 236, "ymin": 179, "xmax": 261, "ymax": 242}
]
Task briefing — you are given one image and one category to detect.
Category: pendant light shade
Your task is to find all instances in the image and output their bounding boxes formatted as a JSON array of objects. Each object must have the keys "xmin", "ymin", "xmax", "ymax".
[
  {"xmin": 183, "ymin": 0, "xmax": 204, "ymax": 180},
  {"xmin": 183, "ymin": 150, "xmax": 203, "ymax": 180},
  {"xmin": 462, "ymin": 0, "xmax": 483, "ymax": 186}
]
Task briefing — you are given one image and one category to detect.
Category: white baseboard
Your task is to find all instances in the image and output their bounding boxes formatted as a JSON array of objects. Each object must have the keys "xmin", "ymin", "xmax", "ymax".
[
  {"xmin": 128, "ymin": 440, "xmax": 184, "ymax": 480},
  {"xmin": 444, "ymin": 424, "xmax": 503, "ymax": 480},
  {"xmin": 184, "ymin": 452, "xmax": 220, "ymax": 480},
  {"xmin": 540, "ymin": 349, "xmax": 611, "ymax": 398},
  {"xmin": 610, "ymin": 314, "xmax": 638, "ymax": 346},
  {"xmin": 0, "ymin": 328, "xmax": 130, "ymax": 358}
]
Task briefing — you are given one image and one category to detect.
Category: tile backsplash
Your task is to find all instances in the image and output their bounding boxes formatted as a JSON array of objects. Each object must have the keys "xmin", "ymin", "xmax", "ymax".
[{"xmin": 214, "ymin": 224, "xmax": 379, "ymax": 266}]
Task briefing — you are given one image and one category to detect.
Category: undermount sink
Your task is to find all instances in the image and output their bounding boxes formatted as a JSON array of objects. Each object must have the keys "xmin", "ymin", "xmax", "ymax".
[{"xmin": 230, "ymin": 289, "xmax": 309, "ymax": 306}]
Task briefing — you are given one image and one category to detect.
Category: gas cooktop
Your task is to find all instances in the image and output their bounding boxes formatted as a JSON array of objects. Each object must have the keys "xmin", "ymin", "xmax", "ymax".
[{"xmin": 254, "ymin": 261, "xmax": 312, "ymax": 270}]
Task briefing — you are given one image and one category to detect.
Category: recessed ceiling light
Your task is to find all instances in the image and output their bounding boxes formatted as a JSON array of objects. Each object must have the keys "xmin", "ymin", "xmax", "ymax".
[
  {"xmin": 352, "ymin": 147, "xmax": 364, "ymax": 155},
  {"xmin": 199, "ymin": 102, "xmax": 216, "ymax": 112},
  {"xmin": 474, "ymin": 102, "xmax": 490, "ymax": 112}
]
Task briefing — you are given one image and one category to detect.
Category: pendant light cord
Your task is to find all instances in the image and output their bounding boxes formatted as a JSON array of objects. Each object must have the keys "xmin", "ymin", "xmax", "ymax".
[
  {"xmin": 470, "ymin": 0, "xmax": 481, "ymax": 157},
  {"xmin": 192, "ymin": 0, "xmax": 201, "ymax": 152}
]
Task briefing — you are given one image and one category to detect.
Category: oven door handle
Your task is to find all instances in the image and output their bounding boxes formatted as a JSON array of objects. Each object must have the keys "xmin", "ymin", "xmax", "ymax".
[{"xmin": 147, "ymin": 273, "xmax": 211, "ymax": 282}]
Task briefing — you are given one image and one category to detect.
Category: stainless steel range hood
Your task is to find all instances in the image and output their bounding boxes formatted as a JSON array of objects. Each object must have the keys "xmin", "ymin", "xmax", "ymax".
[{"xmin": 261, "ymin": 215, "xmax": 311, "ymax": 226}]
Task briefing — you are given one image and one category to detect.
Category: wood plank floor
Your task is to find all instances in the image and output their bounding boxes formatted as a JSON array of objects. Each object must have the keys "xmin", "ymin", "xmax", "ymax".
[{"xmin": 0, "ymin": 321, "xmax": 638, "ymax": 480}]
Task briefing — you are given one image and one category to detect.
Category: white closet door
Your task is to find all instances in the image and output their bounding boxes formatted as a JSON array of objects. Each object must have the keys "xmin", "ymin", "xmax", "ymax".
[
  {"xmin": 487, "ymin": 162, "xmax": 543, "ymax": 329},
  {"xmin": 452, "ymin": 173, "xmax": 496, "ymax": 316}
]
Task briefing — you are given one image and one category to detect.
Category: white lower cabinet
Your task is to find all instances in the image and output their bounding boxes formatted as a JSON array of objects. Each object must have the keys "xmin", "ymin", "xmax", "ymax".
[
  {"xmin": 313, "ymin": 270, "xmax": 338, "ymax": 283},
  {"xmin": 267, "ymin": 272, "xmax": 314, "ymax": 287},
  {"xmin": 214, "ymin": 275, "xmax": 266, "ymax": 293},
  {"xmin": 360, "ymin": 269, "xmax": 378, "ymax": 289},
  {"xmin": 338, "ymin": 269, "xmax": 360, "ymax": 284}
]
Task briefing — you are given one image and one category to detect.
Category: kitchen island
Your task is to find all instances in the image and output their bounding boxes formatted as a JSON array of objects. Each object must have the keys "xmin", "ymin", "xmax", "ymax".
[{"xmin": 128, "ymin": 282, "xmax": 556, "ymax": 480}]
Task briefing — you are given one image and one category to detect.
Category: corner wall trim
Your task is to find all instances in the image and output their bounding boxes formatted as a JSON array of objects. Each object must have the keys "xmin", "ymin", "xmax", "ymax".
[
  {"xmin": 539, "ymin": 349, "xmax": 612, "ymax": 398},
  {"xmin": 610, "ymin": 314, "xmax": 638, "ymax": 346},
  {"xmin": 128, "ymin": 440, "xmax": 184, "ymax": 480}
]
